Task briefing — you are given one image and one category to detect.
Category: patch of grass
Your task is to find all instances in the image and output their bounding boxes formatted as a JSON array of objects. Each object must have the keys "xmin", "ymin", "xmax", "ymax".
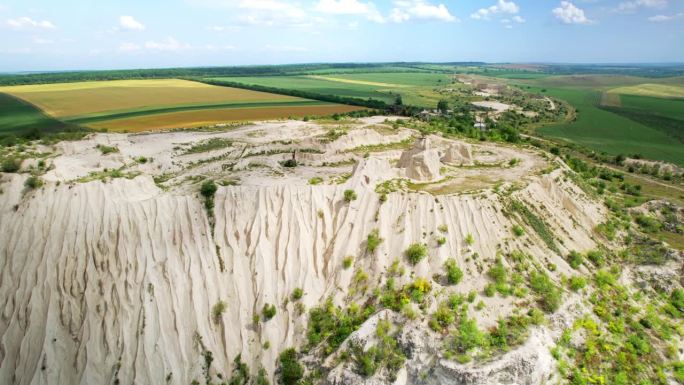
[
  {"xmin": 96, "ymin": 144, "xmax": 119, "ymax": 155},
  {"xmin": 509, "ymin": 200, "xmax": 559, "ymax": 254},
  {"xmin": 24, "ymin": 176, "xmax": 43, "ymax": 190},
  {"xmin": 308, "ymin": 176, "xmax": 324, "ymax": 185},
  {"xmin": 343, "ymin": 189, "xmax": 357, "ymax": 202},
  {"xmin": 342, "ymin": 256, "xmax": 354, "ymax": 269},
  {"xmin": 278, "ymin": 348, "xmax": 304, "ymax": 385},
  {"xmin": 1, "ymin": 158, "xmax": 20, "ymax": 173},
  {"xmin": 366, "ymin": 228, "xmax": 383, "ymax": 254},
  {"xmin": 212, "ymin": 300, "xmax": 227, "ymax": 324},
  {"xmin": 262, "ymin": 303, "xmax": 277, "ymax": 321},
  {"xmin": 182, "ymin": 137, "xmax": 233, "ymax": 154},
  {"xmin": 444, "ymin": 258, "xmax": 464, "ymax": 285},
  {"xmin": 405, "ymin": 243, "xmax": 428, "ymax": 265},
  {"xmin": 291, "ymin": 288, "xmax": 304, "ymax": 301}
]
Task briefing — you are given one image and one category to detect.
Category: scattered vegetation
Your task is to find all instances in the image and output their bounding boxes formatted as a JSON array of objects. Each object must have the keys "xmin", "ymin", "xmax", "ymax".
[{"xmin": 405, "ymin": 243, "xmax": 427, "ymax": 265}]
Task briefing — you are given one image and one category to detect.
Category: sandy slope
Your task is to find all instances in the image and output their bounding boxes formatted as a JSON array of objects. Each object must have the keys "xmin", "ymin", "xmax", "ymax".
[{"xmin": 0, "ymin": 117, "xmax": 606, "ymax": 385}]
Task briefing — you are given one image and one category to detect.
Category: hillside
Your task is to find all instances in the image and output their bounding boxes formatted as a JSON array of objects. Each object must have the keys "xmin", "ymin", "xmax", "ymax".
[{"xmin": 0, "ymin": 117, "xmax": 682, "ymax": 385}]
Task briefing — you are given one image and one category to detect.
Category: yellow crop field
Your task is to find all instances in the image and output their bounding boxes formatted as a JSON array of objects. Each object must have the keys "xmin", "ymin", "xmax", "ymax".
[
  {"xmin": 306, "ymin": 75, "xmax": 409, "ymax": 88},
  {"xmin": 609, "ymin": 83, "xmax": 684, "ymax": 99},
  {"xmin": 88, "ymin": 104, "xmax": 364, "ymax": 132},
  {"xmin": 0, "ymin": 79, "xmax": 300, "ymax": 118}
]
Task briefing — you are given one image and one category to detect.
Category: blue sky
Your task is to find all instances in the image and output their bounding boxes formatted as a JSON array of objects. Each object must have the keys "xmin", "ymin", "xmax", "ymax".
[{"xmin": 0, "ymin": 0, "xmax": 683, "ymax": 71}]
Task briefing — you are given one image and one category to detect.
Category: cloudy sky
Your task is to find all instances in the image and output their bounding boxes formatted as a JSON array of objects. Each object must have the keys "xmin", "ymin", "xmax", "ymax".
[{"xmin": 0, "ymin": 0, "xmax": 683, "ymax": 71}]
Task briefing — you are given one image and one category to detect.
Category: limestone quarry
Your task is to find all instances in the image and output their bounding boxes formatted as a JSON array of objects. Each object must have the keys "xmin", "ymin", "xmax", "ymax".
[{"xmin": 0, "ymin": 117, "xmax": 682, "ymax": 385}]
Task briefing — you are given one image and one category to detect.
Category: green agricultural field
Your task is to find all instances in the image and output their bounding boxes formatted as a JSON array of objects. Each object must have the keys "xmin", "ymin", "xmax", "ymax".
[
  {"xmin": 522, "ymin": 84, "xmax": 684, "ymax": 166},
  {"xmin": 0, "ymin": 92, "xmax": 76, "ymax": 138},
  {"xmin": 208, "ymin": 72, "xmax": 453, "ymax": 107}
]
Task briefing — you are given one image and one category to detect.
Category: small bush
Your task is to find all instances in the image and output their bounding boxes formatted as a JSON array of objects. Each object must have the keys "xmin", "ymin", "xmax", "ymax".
[
  {"xmin": 278, "ymin": 349, "xmax": 304, "ymax": 385},
  {"xmin": 280, "ymin": 159, "xmax": 298, "ymax": 168},
  {"xmin": 436, "ymin": 237, "xmax": 446, "ymax": 246},
  {"xmin": 24, "ymin": 176, "xmax": 43, "ymax": 190},
  {"xmin": 484, "ymin": 284, "xmax": 496, "ymax": 297},
  {"xmin": 291, "ymin": 288, "xmax": 304, "ymax": 301},
  {"xmin": 512, "ymin": 225, "xmax": 525, "ymax": 237},
  {"xmin": 444, "ymin": 259, "xmax": 463, "ymax": 285},
  {"xmin": 366, "ymin": 229, "xmax": 383, "ymax": 254},
  {"xmin": 568, "ymin": 276, "xmax": 587, "ymax": 291},
  {"xmin": 308, "ymin": 176, "xmax": 324, "ymax": 185},
  {"xmin": 530, "ymin": 271, "xmax": 562, "ymax": 313},
  {"xmin": 344, "ymin": 189, "xmax": 357, "ymax": 202},
  {"xmin": 586, "ymin": 250, "xmax": 605, "ymax": 266},
  {"xmin": 465, "ymin": 233, "xmax": 474, "ymax": 246},
  {"xmin": 97, "ymin": 144, "xmax": 119, "ymax": 154},
  {"xmin": 1, "ymin": 158, "xmax": 20, "ymax": 173},
  {"xmin": 567, "ymin": 251, "xmax": 583, "ymax": 270},
  {"xmin": 200, "ymin": 180, "xmax": 217, "ymax": 198},
  {"xmin": 405, "ymin": 243, "xmax": 427, "ymax": 265},
  {"xmin": 212, "ymin": 300, "xmax": 227, "ymax": 324},
  {"xmin": 262, "ymin": 303, "xmax": 277, "ymax": 321},
  {"xmin": 342, "ymin": 256, "xmax": 353, "ymax": 269}
]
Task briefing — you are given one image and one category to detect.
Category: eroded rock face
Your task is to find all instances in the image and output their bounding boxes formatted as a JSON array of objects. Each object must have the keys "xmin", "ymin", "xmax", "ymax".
[
  {"xmin": 398, "ymin": 138, "xmax": 442, "ymax": 181},
  {"xmin": 441, "ymin": 143, "xmax": 473, "ymax": 166}
]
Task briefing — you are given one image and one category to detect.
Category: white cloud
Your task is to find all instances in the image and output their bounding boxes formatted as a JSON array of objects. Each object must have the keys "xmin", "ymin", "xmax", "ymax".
[
  {"xmin": 553, "ymin": 1, "xmax": 591, "ymax": 24},
  {"xmin": 648, "ymin": 12, "xmax": 683, "ymax": 21},
  {"xmin": 145, "ymin": 37, "xmax": 187, "ymax": 51},
  {"xmin": 315, "ymin": 0, "xmax": 385, "ymax": 22},
  {"xmin": 119, "ymin": 42, "xmax": 141, "ymax": 52},
  {"xmin": 389, "ymin": 0, "xmax": 457, "ymax": 23},
  {"xmin": 6, "ymin": 17, "xmax": 55, "ymax": 30},
  {"xmin": 616, "ymin": 0, "xmax": 667, "ymax": 13},
  {"xmin": 32, "ymin": 37, "xmax": 53, "ymax": 45},
  {"xmin": 119, "ymin": 15, "xmax": 145, "ymax": 31},
  {"xmin": 512, "ymin": 15, "xmax": 525, "ymax": 23},
  {"xmin": 471, "ymin": 0, "xmax": 519, "ymax": 20},
  {"xmin": 264, "ymin": 44, "xmax": 308, "ymax": 52}
]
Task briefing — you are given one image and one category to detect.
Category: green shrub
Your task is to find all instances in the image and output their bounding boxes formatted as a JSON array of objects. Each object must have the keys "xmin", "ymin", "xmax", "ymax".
[
  {"xmin": 212, "ymin": 300, "xmax": 227, "ymax": 324},
  {"xmin": 1, "ymin": 158, "xmax": 20, "ymax": 173},
  {"xmin": 97, "ymin": 144, "xmax": 119, "ymax": 154},
  {"xmin": 512, "ymin": 225, "xmax": 525, "ymax": 237},
  {"xmin": 487, "ymin": 258, "xmax": 507, "ymax": 285},
  {"xmin": 200, "ymin": 180, "xmax": 217, "ymax": 198},
  {"xmin": 278, "ymin": 349, "xmax": 303, "ymax": 385},
  {"xmin": 308, "ymin": 177, "xmax": 323, "ymax": 185},
  {"xmin": 634, "ymin": 214, "xmax": 662, "ymax": 233},
  {"xmin": 484, "ymin": 284, "xmax": 496, "ymax": 297},
  {"xmin": 465, "ymin": 233, "xmax": 474, "ymax": 246},
  {"xmin": 568, "ymin": 276, "xmax": 587, "ymax": 291},
  {"xmin": 24, "ymin": 176, "xmax": 43, "ymax": 190},
  {"xmin": 344, "ymin": 189, "xmax": 357, "ymax": 202},
  {"xmin": 200, "ymin": 180, "xmax": 218, "ymax": 211},
  {"xmin": 291, "ymin": 288, "xmax": 304, "ymax": 301},
  {"xmin": 255, "ymin": 367, "xmax": 269, "ymax": 385},
  {"xmin": 436, "ymin": 237, "xmax": 446, "ymax": 246},
  {"xmin": 586, "ymin": 250, "xmax": 605, "ymax": 266},
  {"xmin": 530, "ymin": 271, "xmax": 562, "ymax": 313},
  {"xmin": 405, "ymin": 243, "xmax": 427, "ymax": 265},
  {"xmin": 444, "ymin": 259, "xmax": 463, "ymax": 285},
  {"xmin": 366, "ymin": 229, "xmax": 383, "ymax": 254},
  {"xmin": 280, "ymin": 159, "xmax": 297, "ymax": 168},
  {"xmin": 342, "ymin": 256, "xmax": 353, "ymax": 269},
  {"xmin": 567, "ymin": 251, "xmax": 583, "ymax": 269},
  {"xmin": 262, "ymin": 303, "xmax": 277, "ymax": 321}
]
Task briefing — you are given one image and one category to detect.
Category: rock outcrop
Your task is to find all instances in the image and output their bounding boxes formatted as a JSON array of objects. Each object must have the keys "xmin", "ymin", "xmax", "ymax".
[
  {"xmin": 441, "ymin": 143, "xmax": 473, "ymax": 165},
  {"xmin": 398, "ymin": 138, "xmax": 442, "ymax": 181}
]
